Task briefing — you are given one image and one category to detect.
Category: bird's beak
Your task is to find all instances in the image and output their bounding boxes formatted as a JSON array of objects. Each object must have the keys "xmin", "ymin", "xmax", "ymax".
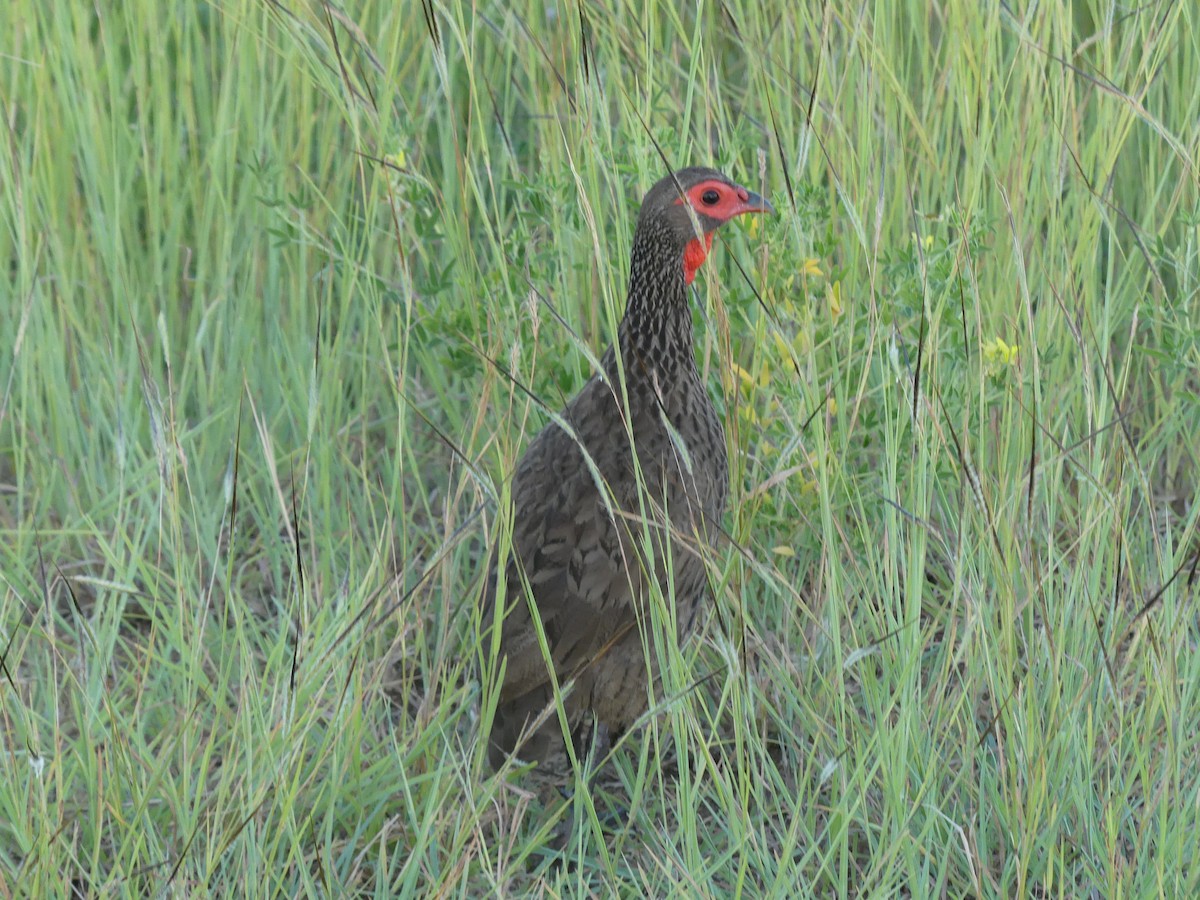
[{"xmin": 738, "ymin": 189, "xmax": 775, "ymax": 217}]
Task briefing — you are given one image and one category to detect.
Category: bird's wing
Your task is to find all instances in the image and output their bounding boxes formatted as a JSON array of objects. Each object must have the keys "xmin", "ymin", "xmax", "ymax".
[{"xmin": 481, "ymin": 376, "xmax": 649, "ymax": 705}]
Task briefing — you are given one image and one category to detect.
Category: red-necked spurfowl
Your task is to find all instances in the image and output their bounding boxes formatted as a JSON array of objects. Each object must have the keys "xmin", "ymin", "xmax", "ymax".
[{"xmin": 483, "ymin": 167, "xmax": 773, "ymax": 773}]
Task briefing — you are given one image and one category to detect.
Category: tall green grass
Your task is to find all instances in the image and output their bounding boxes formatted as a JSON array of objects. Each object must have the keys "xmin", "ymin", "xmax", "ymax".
[{"xmin": 1, "ymin": 0, "xmax": 1197, "ymax": 894}]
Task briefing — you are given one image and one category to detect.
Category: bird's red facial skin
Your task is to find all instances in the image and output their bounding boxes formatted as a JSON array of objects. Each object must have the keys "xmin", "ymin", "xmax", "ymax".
[
  {"xmin": 673, "ymin": 177, "xmax": 770, "ymax": 283},
  {"xmin": 683, "ymin": 233, "xmax": 714, "ymax": 285},
  {"xmin": 674, "ymin": 179, "xmax": 763, "ymax": 223}
]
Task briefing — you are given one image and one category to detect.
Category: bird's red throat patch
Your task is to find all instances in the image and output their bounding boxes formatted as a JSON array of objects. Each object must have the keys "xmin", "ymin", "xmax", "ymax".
[{"xmin": 683, "ymin": 233, "xmax": 714, "ymax": 285}]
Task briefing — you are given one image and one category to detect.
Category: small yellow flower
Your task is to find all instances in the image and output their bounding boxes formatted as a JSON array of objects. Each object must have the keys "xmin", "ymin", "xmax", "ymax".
[
  {"xmin": 792, "ymin": 328, "xmax": 811, "ymax": 356},
  {"xmin": 770, "ymin": 332, "xmax": 788, "ymax": 360},
  {"xmin": 982, "ymin": 336, "xmax": 1019, "ymax": 374},
  {"xmin": 800, "ymin": 258, "xmax": 823, "ymax": 278},
  {"xmin": 731, "ymin": 361, "xmax": 756, "ymax": 387},
  {"xmin": 772, "ymin": 545, "xmax": 796, "ymax": 558},
  {"xmin": 924, "ymin": 234, "xmax": 934, "ymax": 251},
  {"xmin": 828, "ymin": 281, "xmax": 843, "ymax": 321},
  {"xmin": 827, "ymin": 396, "xmax": 838, "ymax": 416}
]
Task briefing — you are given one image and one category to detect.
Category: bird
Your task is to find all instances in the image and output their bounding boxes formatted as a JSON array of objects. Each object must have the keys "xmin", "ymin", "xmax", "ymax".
[{"xmin": 482, "ymin": 166, "xmax": 774, "ymax": 775}]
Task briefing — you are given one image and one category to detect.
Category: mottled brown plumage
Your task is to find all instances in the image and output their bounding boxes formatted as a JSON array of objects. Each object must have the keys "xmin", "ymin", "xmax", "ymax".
[{"xmin": 482, "ymin": 167, "xmax": 773, "ymax": 773}]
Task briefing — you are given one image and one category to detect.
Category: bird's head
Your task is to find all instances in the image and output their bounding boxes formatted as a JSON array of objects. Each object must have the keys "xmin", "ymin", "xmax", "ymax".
[{"xmin": 635, "ymin": 167, "xmax": 775, "ymax": 285}]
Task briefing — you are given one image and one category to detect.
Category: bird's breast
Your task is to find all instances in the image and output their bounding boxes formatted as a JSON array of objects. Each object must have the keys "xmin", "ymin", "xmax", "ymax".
[{"xmin": 630, "ymin": 371, "xmax": 728, "ymax": 522}]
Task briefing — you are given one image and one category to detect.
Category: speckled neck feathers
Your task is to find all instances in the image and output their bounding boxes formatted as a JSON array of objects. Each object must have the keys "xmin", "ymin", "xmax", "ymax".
[{"xmin": 614, "ymin": 215, "xmax": 697, "ymax": 380}]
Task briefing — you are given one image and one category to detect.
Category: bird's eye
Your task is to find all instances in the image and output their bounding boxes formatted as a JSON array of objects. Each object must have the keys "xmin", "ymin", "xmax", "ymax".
[{"xmin": 701, "ymin": 189, "xmax": 720, "ymax": 205}]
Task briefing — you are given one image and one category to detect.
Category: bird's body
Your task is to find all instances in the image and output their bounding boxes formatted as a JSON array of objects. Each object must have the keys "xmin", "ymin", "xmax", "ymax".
[{"xmin": 482, "ymin": 167, "xmax": 772, "ymax": 772}]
